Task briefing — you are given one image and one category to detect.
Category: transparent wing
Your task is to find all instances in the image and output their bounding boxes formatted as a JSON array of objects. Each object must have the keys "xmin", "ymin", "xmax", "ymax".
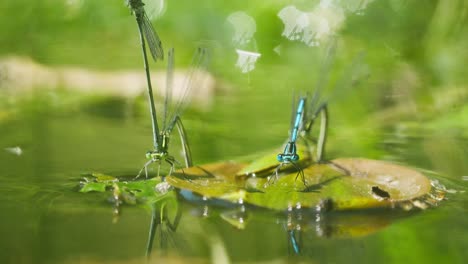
[
  {"xmin": 330, "ymin": 51, "xmax": 367, "ymax": 99},
  {"xmin": 165, "ymin": 47, "xmax": 209, "ymax": 132},
  {"xmin": 304, "ymin": 45, "xmax": 366, "ymax": 135},
  {"xmin": 147, "ymin": 213, "xmax": 178, "ymax": 255},
  {"xmin": 142, "ymin": 11, "xmax": 164, "ymax": 61},
  {"xmin": 162, "ymin": 48, "xmax": 175, "ymax": 130},
  {"xmin": 308, "ymin": 38, "xmax": 337, "ymax": 119}
]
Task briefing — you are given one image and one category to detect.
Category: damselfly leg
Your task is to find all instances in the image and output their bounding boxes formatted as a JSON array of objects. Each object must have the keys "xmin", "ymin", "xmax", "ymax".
[
  {"xmin": 269, "ymin": 161, "xmax": 306, "ymax": 186},
  {"xmin": 304, "ymin": 102, "xmax": 328, "ymax": 162}
]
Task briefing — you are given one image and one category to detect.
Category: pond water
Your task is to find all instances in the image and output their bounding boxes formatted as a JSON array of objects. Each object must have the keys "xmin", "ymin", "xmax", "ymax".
[
  {"xmin": 1, "ymin": 0, "xmax": 468, "ymax": 263},
  {"xmin": 0, "ymin": 92, "xmax": 467, "ymax": 264}
]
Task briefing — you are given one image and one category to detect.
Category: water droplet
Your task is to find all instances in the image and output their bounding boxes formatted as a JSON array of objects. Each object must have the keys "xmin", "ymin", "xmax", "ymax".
[
  {"xmin": 202, "ymin": 205, "xmax": 209, "ymax": 217},
  {"xmin": 412, "ymin": 200, "xmax": 428, "ymax": 210},
  {"xmin": 155, "ymin": 181, "xmax": 172, "ymax": 194},
  {"xmin": 400, "ymin": 202, "xmax": 413, "ymax": 211}
]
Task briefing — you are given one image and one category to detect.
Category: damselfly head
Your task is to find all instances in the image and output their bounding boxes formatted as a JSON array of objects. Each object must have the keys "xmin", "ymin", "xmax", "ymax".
[
  {"xmin": 278, "ymin": 141, "xmax": 299, "ymax": 162},
  {"xmin": 291, "ymin": 154, "xmax": 299, "ymax": 162},
  {"xmin": 277, "ymin": 154, "xmax": 284, "ymax": 162},
  {"xmin": 126, "ymin": 0, "xmax": 144, "ymax": 11},
  {"xmin": 146, "ymin": 150, "xmax": 167, "ymax": 160},
  {"xmin": 145, "ymin": 150, "xmax": 154, "ymax": 159},
  {"xmin": 277, "ymin": 153, "xmax": 300, "ymax": 163},
  {"xmin": 285, "ymin": 154, "xmax": 300, "ymax": 162}
]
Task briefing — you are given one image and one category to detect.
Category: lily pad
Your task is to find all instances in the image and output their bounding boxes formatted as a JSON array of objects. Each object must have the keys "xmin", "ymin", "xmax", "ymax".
[
  {"xmin": 168, "ymin": 158, "xmax": 434, "ymax": 211},
  {"xmin": 79, "ymin": 172, "xmax": 119, "ymax": 193},
  {"xmin": 166, "ymin": 161, "xmax": 247, "ymax": 202},
  {"xmin": 331, "ymin": 158, "xmax": 432, "ymax": 201}
]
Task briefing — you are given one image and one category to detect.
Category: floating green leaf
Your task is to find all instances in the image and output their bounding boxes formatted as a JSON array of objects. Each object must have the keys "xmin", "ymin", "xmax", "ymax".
[
  {"xmin": 79, "ymin": 182, "xmax": 107, "ymax": 193},
  {"xmin": 166, "ymin": 161, "xmax": 246, "ymax": 202},
  {"xmin": 331, "ymin": 158, "xmax": 432, "ymax": 201},
  {"xmin": 79, "ymin": 173, "xmax": 175, "ymax": 205},
  {"xmin": 168, "ymin": 158, "xmax": 435, "ymax": 211},
  {"xmin": 91, "ymin": 172, "xmax": 119, "ymax": 183}
]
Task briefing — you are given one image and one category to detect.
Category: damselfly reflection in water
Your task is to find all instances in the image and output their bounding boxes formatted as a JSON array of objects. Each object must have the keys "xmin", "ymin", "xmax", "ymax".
[
  {"xmin": 287, "ymin": 228, "xmax": 302, "ymax": 255},
  {"xmin": 146, "ymin": 198, "xmax": 183, "ymax": 258},
  {"xmin": 137, "ymin": 47, "xmax": 209, "ymax": 178}
]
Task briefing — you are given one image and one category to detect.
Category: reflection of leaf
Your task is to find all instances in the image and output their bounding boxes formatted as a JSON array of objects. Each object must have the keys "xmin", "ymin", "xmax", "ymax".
[
  {"xmin": 211, "ymin": 201, "xmax": 416, "ymax": 240},
  {"xmin": 169, "ymin": 158, "xmax": 434, "ymax": 211}
]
